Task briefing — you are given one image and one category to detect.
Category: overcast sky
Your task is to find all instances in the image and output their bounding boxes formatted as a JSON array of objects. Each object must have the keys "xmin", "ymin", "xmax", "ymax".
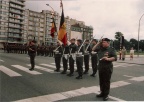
[{"xmin": 25, "ymin": 0, "xmax": 144, "ymax": 40}]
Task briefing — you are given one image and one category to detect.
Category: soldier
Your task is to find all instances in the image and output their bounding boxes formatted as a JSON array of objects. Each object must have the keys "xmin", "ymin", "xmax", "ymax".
[
  {"xmin": 28, "ymin": 40, "xmax": 37, "ymax": 71},
  {"xmin": 49, "ymin": 43, "xmax": 53, "ymax": 57},
  {"xmin": 93, "ymin": 38, "xmax": 117, "ymax": 101},
  {"xmin": 67, "ymin": 38, "xmax": 77, "ymax": 77},
  {"xmin": 61, "ymin": 42, "xmax": 70, "ymax": 74},
  {"xmin": 53, "ymin": 41, "xmax": 63, "ymax": 72},
  {"xmin": 83, "ymin": 40, "xmax": 91, "ymax": 74},
  {"xmin": 90, "ymin": 39, "xmax": 98, "ymax": 77},
  {"xmin": 75, "ymin": 39, "xmax": 84, "ymax": 79}
]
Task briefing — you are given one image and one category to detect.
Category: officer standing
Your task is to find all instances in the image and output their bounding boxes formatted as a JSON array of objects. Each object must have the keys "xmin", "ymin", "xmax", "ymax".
[
  {"xmin": 90, "ymin": 39, "xmax": 98, "ymax": 77},
  {"xmin": 53, "ymin": 41, "xmax": 63, "ymax": 72},
  {"xmin": 93, "ymin": 38, "xmax": 117, "ymax": 101},
  {"xmin": 83, "ymin": 40, "xmax": 91, "ymax": 74},
  {"xmin": 61, "ymin": 42, "xmax": 70, "ymax": 74},
  {"xmin": 76, "ymin": 39, "xmax": 84, "ymax": 79},
  {"xmin": 28, "ymin": 40, "xmax": 37, "ymax": 71},
  {"xmin": 67, "ymin": 38, "xmax": 77, "ymax": 77}
]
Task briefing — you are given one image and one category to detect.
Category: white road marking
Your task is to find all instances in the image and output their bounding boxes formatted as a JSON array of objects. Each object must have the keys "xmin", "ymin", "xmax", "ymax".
[
  {"xmin": 27, "ymin": 64, "xmax": 54, "ymax": 73},
  {"xmin": 15, "ymin": 81, "xmax": 129, "ymax": 102},
  {"xmin": 0, "ymin": 59, "xmax": 4, "ymax": 62},
  {"xmin": 111, "ymin": 81, "xmax": 131, "ymax": 88},
  {"xmin": 123, "ymin": 75, "xmax": 134, "ymax": 78},
  {"xmin": 40, "ymin": 64, "xmax": 56, "ymax": 69},
  {"xmin": 11, "ymin": 65, "xmax": 42, "ymax": 75},
  {"xmin": 129, "ymin": 76, "xmax": 144, "ymax": 82},
  {"xmin": 0, "ymin": 66, "xmax": 22, "ymax": 77}
]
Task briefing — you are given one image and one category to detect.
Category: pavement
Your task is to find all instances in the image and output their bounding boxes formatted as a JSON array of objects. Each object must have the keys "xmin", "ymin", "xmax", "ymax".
[
  {"xmin": 0, "ymin": 50, "xmax": 144, "ymax": 101},
  {"xmin": 117, "ymin": 55, "xmax": 144, "ymax": 65}
]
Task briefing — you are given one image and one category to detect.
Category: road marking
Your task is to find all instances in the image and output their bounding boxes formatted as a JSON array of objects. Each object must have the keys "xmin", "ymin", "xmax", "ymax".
[
  {"xmin": 121, "ymin": 64, "xmax": 140, "ymax": 67},
  {"xmin": 27, "ymin": 64, "xmax": 54, "ymax": 73},
  {"xmin": 40, "ymin": 64, "xmax": 56, "ymax": 69},
  {"xmin": 11, "ymin": 65, "xmax": 42, "ymax": 75},
  {"xmin": 15, "ymin": 81, "xmax": 129, "ymax": 102},
  {"xmin": 0, "ymin": 66, "xmax": 22, "ymax": 77},
  {"xmin": 123, "ymin": 75, "xmax": 134, "ymax": 78},
  {"xmin": 129, "ymin": 76, "xmax": 144, "ymax": 82},
  {"xmin": 111, "ymin": 81, "xmax": 131, "ymax": 88},
  {"xmin": 0, "ymin": 59, "xmax": 4, "ymax": 62}
]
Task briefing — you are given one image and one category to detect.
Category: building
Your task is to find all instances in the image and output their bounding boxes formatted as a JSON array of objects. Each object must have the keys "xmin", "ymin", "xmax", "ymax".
[
  {"xmin": 0, "ymin": 0, "xmax": 25, "ymax": 47},
  {"xmin": 70, "ymin": 23, "xmax": 93, "ymax": 41},
  {"xmin": 42, "ymin": 10, "xmax": 59, "ymax": 45},
  {"xmin": 24, "ymin": 9, "xmax": 45, "ymax": 45}
]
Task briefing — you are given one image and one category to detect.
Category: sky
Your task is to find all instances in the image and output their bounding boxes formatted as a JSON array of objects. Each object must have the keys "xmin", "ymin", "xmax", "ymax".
[{"xmin": 25, "ymin": 0, "xmax": 144, "ymax": 41}]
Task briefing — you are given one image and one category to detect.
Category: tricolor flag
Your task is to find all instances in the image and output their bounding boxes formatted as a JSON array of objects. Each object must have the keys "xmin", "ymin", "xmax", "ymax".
[
  {"xmin": 50, "ymin": 17, "xmax": 56, "ymax": 38},
  {"xmin": 58, "ymin": 8, "xmax": 67, "ymax": 46}
]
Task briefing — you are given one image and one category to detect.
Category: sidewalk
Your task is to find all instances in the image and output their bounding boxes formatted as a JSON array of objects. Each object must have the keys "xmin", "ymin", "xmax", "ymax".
[{"xmin": 117, "ymin": 55, "xmax": 144, "ymax": 65}]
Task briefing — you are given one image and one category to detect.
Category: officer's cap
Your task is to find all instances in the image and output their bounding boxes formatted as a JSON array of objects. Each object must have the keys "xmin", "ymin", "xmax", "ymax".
[
  {"xmin": 77, "ymin": 39, "xmax": 82, "ymax": 44},
  {"xmin": 86, "ymin": 39, "xmax": 89, "ymax": 42},
  {"xmin": 70, "ymin": 38, "xmax": 75, "ymax": 41},
  {"xmin": 92, "ymin": 39, "xmax": 97, "ymax": 42},
  {"xmin": 102, "ymin": 38, "xmax": 110, "ymax": 42}
]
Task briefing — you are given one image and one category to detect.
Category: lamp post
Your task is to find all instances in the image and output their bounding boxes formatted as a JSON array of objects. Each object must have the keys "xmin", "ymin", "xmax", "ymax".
[
  {"xmin": 138, "ymin": 13, "xmax": 144, "ymax": 57},
  {"xmin": 46, "ymin": 4, "xmax": 55, "ymax": 44}
]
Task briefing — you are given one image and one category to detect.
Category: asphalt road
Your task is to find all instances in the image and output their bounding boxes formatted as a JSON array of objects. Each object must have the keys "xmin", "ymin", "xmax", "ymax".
[{"xmin": 0, "ymin": 52, "xmax": 144, "ymax": 102}]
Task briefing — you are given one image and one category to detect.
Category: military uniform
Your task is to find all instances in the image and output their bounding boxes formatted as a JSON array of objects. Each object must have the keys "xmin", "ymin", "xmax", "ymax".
[
  {"xmin": 28, "ymin": 40, "xmax": 37, "ymax": 71},
  {"xmin": 96, "ymin": 38, "xmax": 117, "ymax": 101},
  {"xmin": 54, "ymin": 45, "xmax": 63, "ymax": 72},
  {"xmin": 61, "ymin": 44, "xmax": 69, "ymax": 74},
  {"xmin": 67, "ymin": 42, "xmax": 77, "ymax": 76},
  {"xmin": 91, "ymin": 44, "xmax": 98, "ymax": 77},
  {"xmin": 76, "ymin": 39, "xmax": 84, "ymax": 79},
  {"xmin": 84, "ymin": 43, "xmax": 91, "ymax": 74}
]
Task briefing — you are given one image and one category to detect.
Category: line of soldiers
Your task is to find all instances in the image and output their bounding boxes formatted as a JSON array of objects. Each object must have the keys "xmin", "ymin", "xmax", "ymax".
[
  {"xmin": 53, "ymin": 38, "xmax": 99, "ymax": 79},
  {"xmin": 3, "ymin": 44, "xmax": 28, "ymax": 54},
  {"xmin": 3, "ymin": 43, "xmax": 56, "ymax": 57}
]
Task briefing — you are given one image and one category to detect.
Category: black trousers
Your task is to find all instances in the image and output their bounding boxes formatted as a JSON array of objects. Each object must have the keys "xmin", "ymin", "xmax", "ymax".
[
  {"xmin": 29, "ymin": 53, "xmax": 36, "ymax": 69},
  {"xmin": 55, "ymin": 57, "xmax": 61, "ymax": 70},
  {"xmin": 84, "ymin": 55, "xmax": 89, "ymax": 72},
  {"xmin": 69, "ymin": 56, "xmax": 75, "ymax": 74},
  {"xmin": 76, "ymin": 56, "xmax": 83, "ymax": 76},
  {"xmin": 99, "ymin": 67, "xmax": 112, "ymax": 96},
  {"xmin": 62, "ymin": 57, "xmax": 68, "ymax": 72},
  {"xmin": 91, "ymin": 56, "xmax": 98, "ymax": 75}
]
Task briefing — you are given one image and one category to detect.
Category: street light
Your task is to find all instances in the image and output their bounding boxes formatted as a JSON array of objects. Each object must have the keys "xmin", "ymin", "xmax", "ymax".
[
  {"xmin": 138, "ymin": 13, "xmax": 144, "ymax": 57},
  {"xmin": 46, "ymin": 4, "xmax": 55, "ymax": 15}
]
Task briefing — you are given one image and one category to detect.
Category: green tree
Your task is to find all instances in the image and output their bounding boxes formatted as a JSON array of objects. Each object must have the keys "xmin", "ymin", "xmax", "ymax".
[
  {"xmin": 129, "ymin": 38, "xmax": 138, "ymax": 50},
  {"xmin": 115, "ymin": 32, "xmax": 123, "ymax": 40}
]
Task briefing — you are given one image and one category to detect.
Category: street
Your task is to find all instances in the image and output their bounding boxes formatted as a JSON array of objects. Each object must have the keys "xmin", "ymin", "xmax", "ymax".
[{"xmin": 0, "ymin": 51, "xmax": 144, "ymax": 101}]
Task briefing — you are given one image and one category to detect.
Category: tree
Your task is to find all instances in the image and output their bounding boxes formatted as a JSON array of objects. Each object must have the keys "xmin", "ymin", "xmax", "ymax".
[
  {"xmin": 115, "ymin": 32, "xmax": 123, "ymax": 40},
  {"xmin": 140, "ymin": 40, "xmax": 144, "ymax": 51},
  {"xmin": 129, "ymin": 38, "xmax": 138, "ymax": 51}
]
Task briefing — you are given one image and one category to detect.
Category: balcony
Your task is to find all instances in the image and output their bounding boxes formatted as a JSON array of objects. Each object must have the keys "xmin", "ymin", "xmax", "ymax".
[
  {"xmin": 9, "ymin": 15, "xmax": 24, "ymax": 20},
  {"xmin": 8, "ymin": 30, "xmax": 24, "ymax": 34},
  {"xmin": 9, "ymin": 9, "xmax": 24, "ymax": 16},
  {"xmin": 9, "ymin": 4, "xmax": 25, "ymax": 11},
  {"xmin": 9, "ymin": 0, "xmax": 25, "ymax": 6},
  {"xmin": 9, "ymin": 25, "xmax": 24, "ymax": 30},
  {"xmin": 9, "ymin": 19, "xmax": 24, "ymax": 25}
]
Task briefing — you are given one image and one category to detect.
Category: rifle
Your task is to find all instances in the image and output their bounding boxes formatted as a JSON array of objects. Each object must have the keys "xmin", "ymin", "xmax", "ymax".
[
  {"xmin": 78, "ymin": 39, "xmax": 86, "ymax": 53},
  {"xmin": 92, "ymin": 34, "xmax": 104, "ymax": 51},
  {"xmin": 85, "ymin": 35, "xmax": 95, "ymax": 52}
]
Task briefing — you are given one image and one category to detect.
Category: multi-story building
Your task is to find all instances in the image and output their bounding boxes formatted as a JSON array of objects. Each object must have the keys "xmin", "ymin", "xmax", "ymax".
[
  {"xmin": 70, "ymin": 23, "xmax": 93, "ymax": 41},
  {"xmin": 24, "ymin": 9, "xmax": 45, "ymax": 45},
  {"xmin": 0, "ymin": 0, "xmax": 25, "ymax": 47},
  {"xmin": 42, "ymin": 10, "xmax": 59, "ymax": 45}
]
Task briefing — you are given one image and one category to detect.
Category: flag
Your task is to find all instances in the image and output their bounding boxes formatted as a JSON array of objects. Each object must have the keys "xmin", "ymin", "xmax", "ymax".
[
  {"xmin": 58, "ymin": 8, "xmax": 67, "ymax": 46},
  {"xmin": 50, "ymin": 17, "xmax": 56, "ymax": 38}
]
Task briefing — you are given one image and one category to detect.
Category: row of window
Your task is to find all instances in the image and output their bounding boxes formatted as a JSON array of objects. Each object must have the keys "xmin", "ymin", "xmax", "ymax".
[{"xmin": 0, "ymin": 11, "xmax": 9, "ymax": 15}]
